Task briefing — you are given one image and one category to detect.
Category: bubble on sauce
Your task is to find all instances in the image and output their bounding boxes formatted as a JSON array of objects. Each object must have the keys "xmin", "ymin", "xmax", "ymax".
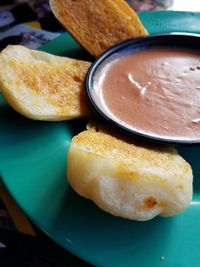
[{"xmin": 192, "ymin": 118, "xmax": 200, "ymax": 123}]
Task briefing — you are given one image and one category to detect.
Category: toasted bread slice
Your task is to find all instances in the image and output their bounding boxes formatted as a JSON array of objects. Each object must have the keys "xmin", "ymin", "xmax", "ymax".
[
  {"xmin": 67, "ymin": 123, "xmax": 193, "ymax": 221},
  {"xmin": 50, "ymin": 0, "xmax": 148, "ymax": 57},
  {"xmin": 0, "ymin": 45, "xmax": 92, "ymax": 120}
]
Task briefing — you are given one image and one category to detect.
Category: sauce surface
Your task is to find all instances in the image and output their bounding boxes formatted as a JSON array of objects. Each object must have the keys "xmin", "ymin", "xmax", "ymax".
[{"xmin": 93, "ymin": 47, "xmax": 200, "ymax": 141}]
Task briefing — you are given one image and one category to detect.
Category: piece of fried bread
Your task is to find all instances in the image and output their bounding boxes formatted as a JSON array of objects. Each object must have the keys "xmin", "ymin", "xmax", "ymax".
[
  {"xmin": 67, "ymin": 123, "xmax": 193, "ymax": 221},
  {"xmin": 50, "ymin": 0, "xmax": 148, "ymax": 57},
  {"xmin": 0, "ymin": 45, "xmax": 92, "ymax": 120}
]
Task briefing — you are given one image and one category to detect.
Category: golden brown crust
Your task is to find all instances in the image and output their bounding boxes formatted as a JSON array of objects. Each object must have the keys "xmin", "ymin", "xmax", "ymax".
[
  {"xmin": 72, "ymin": 126, "xmax": 182, "ymax": 172},
  {"xmin": 50, "ymin": 0, "xmax": 148, "ymax": 57},
  {"xmin": 0, "ymin": 45, "xmax": 92, "ymax": 120}
]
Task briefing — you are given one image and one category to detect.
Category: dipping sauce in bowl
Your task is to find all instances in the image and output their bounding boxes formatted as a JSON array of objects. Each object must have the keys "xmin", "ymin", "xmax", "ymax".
[{"xmin": 86, "ymin": 34, "xmax": 200, "ymax": 144}]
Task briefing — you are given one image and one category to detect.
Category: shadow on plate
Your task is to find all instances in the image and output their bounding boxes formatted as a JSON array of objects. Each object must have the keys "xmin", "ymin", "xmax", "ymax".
[
  {"xmin": 48, "ymin": 184, "xmax": 178, "ymax": 257},
  {"xmin": 0, "ymin": 96, "xmax": 87, "ymax": 146}
]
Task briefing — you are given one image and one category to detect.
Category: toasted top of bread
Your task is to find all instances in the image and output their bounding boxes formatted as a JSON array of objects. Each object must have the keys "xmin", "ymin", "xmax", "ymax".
[
  {"xmin": 0, "ymin": 45, "xmax": 92, "ymax": 120},
  {"xmin": 50, "ymin": 0, "xmax": 148, "ymax": 57},
  {"xmin": 67, "ymin": 122, "xmax": 193, "ymax": 221},
  {"xmin": 74, "ymin": 123, "xmax": 188, "ymax": 174}
]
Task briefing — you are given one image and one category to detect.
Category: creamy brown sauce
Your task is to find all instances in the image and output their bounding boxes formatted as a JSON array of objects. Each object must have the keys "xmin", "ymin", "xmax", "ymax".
[{"xmin": 93, "ymin": 47, "xmax": 200, "ymax": 140}]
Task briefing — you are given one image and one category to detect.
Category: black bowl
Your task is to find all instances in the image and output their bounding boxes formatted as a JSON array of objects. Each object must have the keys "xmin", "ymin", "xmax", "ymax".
[{"xmin": 85, "ymin": 33, "xmax": 200, "ymax": 146}]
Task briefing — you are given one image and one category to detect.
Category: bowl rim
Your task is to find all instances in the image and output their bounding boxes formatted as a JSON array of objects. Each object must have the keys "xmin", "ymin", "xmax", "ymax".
[{"xmin": 85, "ymin": 33, "xmax": 200, "ymax": 146}]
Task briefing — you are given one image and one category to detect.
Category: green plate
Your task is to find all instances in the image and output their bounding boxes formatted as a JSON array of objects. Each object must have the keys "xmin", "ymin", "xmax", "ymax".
[{"xmin": 1, "ymin": 11, "xmax": 200, "ymax": 267}]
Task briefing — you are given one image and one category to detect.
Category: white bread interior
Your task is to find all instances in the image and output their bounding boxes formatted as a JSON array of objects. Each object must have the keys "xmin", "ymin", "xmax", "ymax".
[{"xmin": 67, "ymin": 123, "xmax": 193, "ymax": 221}]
